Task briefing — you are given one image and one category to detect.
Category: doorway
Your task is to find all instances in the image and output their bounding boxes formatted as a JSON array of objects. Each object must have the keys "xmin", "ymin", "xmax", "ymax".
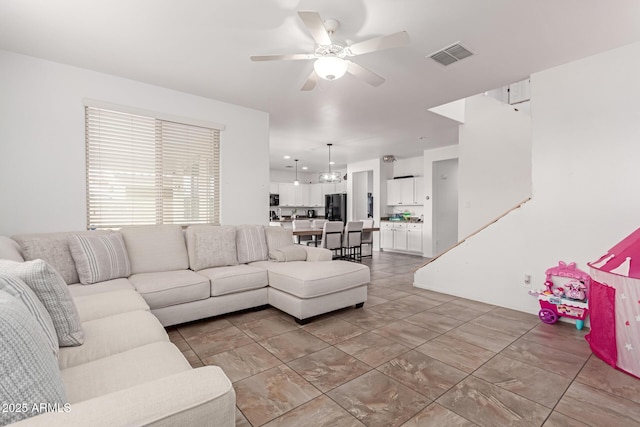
[
  {"xmin": 352, "ymin": 170, "xmax": 373, "ymax": 220},
  {"xmin": 433, "ymin": 158, "xmax": 459, "ymax": 254}
]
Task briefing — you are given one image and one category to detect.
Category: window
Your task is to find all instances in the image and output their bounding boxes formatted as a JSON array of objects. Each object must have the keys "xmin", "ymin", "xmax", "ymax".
[{"xmin": 85, "ymin": 106, "xmax": 220, "ymax": 229}]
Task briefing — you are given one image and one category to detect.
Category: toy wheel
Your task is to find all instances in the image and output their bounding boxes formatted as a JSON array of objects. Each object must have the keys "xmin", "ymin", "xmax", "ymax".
[{"xmin": 539, "ymin": 308, "xmax": 558, "ymax": 324}]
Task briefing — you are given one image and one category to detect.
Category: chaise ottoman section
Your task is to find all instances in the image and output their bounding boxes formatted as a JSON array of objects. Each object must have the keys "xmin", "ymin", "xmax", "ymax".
[{"xmin": 252, "ymin": 260, "xmax": 370, "ymax": 324}]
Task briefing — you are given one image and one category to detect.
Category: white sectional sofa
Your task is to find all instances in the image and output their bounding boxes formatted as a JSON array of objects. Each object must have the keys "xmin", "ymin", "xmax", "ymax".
[{"xmin": 0, "ymin": 224, "xmax": 369, "ymax": 426}]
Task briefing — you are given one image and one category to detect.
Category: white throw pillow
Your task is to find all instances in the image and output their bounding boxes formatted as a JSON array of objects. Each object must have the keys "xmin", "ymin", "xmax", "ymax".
[
  {"xmin": 268, "ymin": 245, "xmax": 308, "ymax": 262},
  {"xmin": 185, "ymin": 225, "xmax": 238, "ymax": 271},
  {"xmin": 68, "ymin": 233, "xmax": 131, "ymax": 285},
  {"xmin": 0, "ymin": 259, "xmax": 84, "ymax": 347}
]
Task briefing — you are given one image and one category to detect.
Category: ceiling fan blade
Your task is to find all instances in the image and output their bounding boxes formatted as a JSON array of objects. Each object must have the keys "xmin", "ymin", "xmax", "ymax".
[
  {"xmin": 250, "ymin": 53, "xmax": 314, "ymax": 61},
  {"xmin": 346, "ymin": 60, "xmax": 385, "ymax": 87},
  {"xmin": 298, "ymin": 11, "xmax": 332, "ymax": 45},
  {"xmin": 347, "ymin": 31, "xmax": 410, "ymax": 56},
  {"xmin": 301, "ymin": 71, "xmax": 318, "ymax": 91}
]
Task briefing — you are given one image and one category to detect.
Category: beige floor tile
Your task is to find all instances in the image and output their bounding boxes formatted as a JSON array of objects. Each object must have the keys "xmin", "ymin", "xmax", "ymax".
[
  {"xmin": 542, "ymin": 411, "xmax": 589, "ymax": 427},
  {"xmin": 372, "ymin": 320, "xmax": 440, "ymax": 348},
  {"xmin": 416, "ymin": 335, "xmax": 495, "ymax": 373},
  {"xmin": 202, "ymin": 342, "xmax": 282, "ymax": 382},
  {"xmin": 262, "ymin": 395, "xmax": 365, "ymax": 427},
  {"xmin": 335, "ymin": 332, "xmax": 410, "ymax": 367},
  {"xmin": 555, "ymin": 381, "xmax": 640, "ymax": 426},
  {"xmin": 444, "ymin": 323, "xmax": 516, "ymax": 353},
  {"xmin": 225, "ymin": 306, "xmax": 282, "ymax": 325},
  {"xmin": 236, "ymin": 315, "xmax": 299, "ymax": 341},
  {"xmin": 447, "ymin": 298, "xmax": 496, "ymax": 313},
  {"xmin": 361, "ymin": 294, "xmax": 389, "ymax": 307},
  {"xmin": 235, "ymin": 364, "xmax": 322, "ymax": 426},
  {"xmin": 288, "ymin": 347, "xmax": 371, "ymax": 393},
  {"xmin": 575, "ymin": 355, "xmax": 640, "ymax": 404},
  {"xmin": 335, "ymin": 308, "xmax": 398, "ymax": 330},
  {"xmin": 175, "ymin": 316, "xmax": 233, "ymax": 339},
  {"xmin": 328, "ymin": 370, "xmax": 430, "ymax": 427},
  {"xmin": 426, "ymin": 302, "xmax": 486, "ymax": 322},
  {"xmin": 302, "ymin": 318, "xmax": 366, "ymax": 345},
  {"xmin": 404, "ymin": 310, "xmax": 465, "ymax": 334},
  {"xmin": 473, "ymin": 354, "xmax": 572, "ymax": 408},
  {"xmin": 401, "ymin": 403, "xmax": 476, "ymax": 427},
  {"xmin": 412, "ymin": 289, "xmax": 458, "ymax": 303},
  {"xmin": 469, "ymin": 311, "xmax": 538, "ymax": 338},
  {"xmin": 501, "ymin": 339, "xmax": 588, "ymax": 378},
  {"xmin": 437, "ymin": 376, "xmax": 550, "ymax": 427},
  {"xmin": 185, "ymin": 325, "xmax": 254, "ymax": 359},
  {"xmin": 521, "ymin": 322, "xmax": 592, "ymax": 358},
  {"xmin": 235, "ymin": 407, "xmax": 252, "ymax": 427},
  {"xmin": 258, "ymin": 329, "xmax": 329, "ymax": 362},
  {"xmin": 378, "ymin": 350, "xmax": 468, "ymax": 400}
]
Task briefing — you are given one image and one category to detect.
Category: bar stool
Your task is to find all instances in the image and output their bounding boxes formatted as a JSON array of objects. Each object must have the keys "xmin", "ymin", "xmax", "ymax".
[
  {"xmin": 361, "ymin": 219, "xmax": 374, "ymax": 258},
  {"xmin": 292, "ymin": 219, "xmax": 312, "ymax": 245},
  {"xmin": 342, "ymin": 221, "xmax": 363, "ymax": 262},
  {"xmin": 321, "ymin": 221, "xmax": 344, "ymax": 259}
]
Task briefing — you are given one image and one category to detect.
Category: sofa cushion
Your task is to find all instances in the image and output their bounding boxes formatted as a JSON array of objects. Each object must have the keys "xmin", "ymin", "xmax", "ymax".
[
  {"xmin": 73, "ymin": 289, "xmax": 150, "ymax": 323},
  {"xmin": 12, "ymin": 231, "xmax": 109, "ymax": 285},
  {"xmin": 264, "ymin": 226, "xmax": 295, "ymax": 252},
  {"xmin": 0, "ymin": 259, "xmax": 84, "ymax": 347},
  {"xmin": 129, "ymin": 270, "xmax": 210, "ymax": 309},
  {"xmin": 0, "ymin": 290, "xmax": 67, "ymax": 425},
  {"xmin": 67, "ymin": 278, "xmax": 134, "ymax": 297},
  {"xmin": 236, "ymin": 225, "xmax": 268, "ymax": 264},
  {"xmin": 120, "ymin": 225, "xmax": 189, "ymax": 274},
  {"xmin": 61, "ymin": 342, "xmax": 190, "ymax": 404},
  {"xmin": 252, "ymin": 260, "xmax": 370, "ymax": 298},
  {"xmin": 197, "ymin": 265, "xmax": 268, "ymax": 297},
  {"xmin": 58, "ymin": 310, "xmax": 169, "ymax": 369},
  {"xmin": 0, "ymin": 273, "xmax": 58, "ymax": 357},
  {"xmin": 68, "ymin": 232, "xmax": 131, "ymax": 285},
  {"xmin": 185, "ymin": 225, "xmax": 238, "ymax": 271},
  {"xmin": 0, "ymin": 236, "xmax": 23, "ymax": 262},
  {"xmin": 268, "ymin": 244, "xmax": 308, "ymax": 262}
]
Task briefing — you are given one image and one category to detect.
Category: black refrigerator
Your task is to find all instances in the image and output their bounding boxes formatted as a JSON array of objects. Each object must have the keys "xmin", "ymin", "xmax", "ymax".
[{"xmin": 325, "ymin": 193, "xmax": 347, "ymax": 224}]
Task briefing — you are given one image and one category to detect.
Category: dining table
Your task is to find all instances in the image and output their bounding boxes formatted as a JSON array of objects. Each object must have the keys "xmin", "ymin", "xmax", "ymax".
[{"xmin": 292, "ymin": 227, "xmax": 380, "ymax": 246}]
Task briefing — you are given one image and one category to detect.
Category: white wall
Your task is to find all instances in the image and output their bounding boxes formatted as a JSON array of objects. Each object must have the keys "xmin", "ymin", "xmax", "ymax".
[
  {"xmin": 415, "ymin": 40, "xmax": 640, "ymax": 316},
  {"xmin": 347, "ymin": 158, "xmax": 384, "ymax": 250},
  {"xmin": 458, "ymin": 95, "xmax": 532, "ymax": 238},
  {"xmin": 0, "ymin": 51, "xmax": 269, "ymax": 235}
]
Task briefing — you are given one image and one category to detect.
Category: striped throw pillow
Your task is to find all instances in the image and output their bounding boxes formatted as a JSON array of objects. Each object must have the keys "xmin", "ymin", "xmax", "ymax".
[
  {"xmin": 68, "ymin": 233, "xmax": 131, "ymax": 285},
  {"xmin": 0, "ymin": 273, "xmax": 58, "ymax": 357},
  {"xmin": 236, "ymin": 225, "xmax": 269, "ymax": 264}
]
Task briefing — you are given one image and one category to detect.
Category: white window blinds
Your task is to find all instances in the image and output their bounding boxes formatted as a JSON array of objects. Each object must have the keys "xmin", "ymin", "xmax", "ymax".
[{"xmin": 85, "ymin": 106, "xmax": 220, "ymax": 229}]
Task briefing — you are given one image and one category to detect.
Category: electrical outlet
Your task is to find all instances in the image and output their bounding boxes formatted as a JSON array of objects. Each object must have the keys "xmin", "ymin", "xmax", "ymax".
[{"xmin": 523, "ymin": 274, "xmax": 531, "ymax": 287}]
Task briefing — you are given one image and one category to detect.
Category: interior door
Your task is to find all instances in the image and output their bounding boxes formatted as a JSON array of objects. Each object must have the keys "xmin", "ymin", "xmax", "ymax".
[{"xmin": 433, "ymin": 158, "xmax": 459, "ymax": 255}]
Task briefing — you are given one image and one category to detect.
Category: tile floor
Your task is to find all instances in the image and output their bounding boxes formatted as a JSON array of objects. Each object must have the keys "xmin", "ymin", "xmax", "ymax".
[{"xmin": 166, "ymin": 252, "xmax": 640, "ymax": 427}]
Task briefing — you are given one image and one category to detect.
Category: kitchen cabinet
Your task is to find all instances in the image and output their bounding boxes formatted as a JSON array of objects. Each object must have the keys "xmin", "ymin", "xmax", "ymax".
[
  {"xmin": 279, "ymin": 183, "xmax": 296, "ymax": 206},
  {"xmin": 387, "ymin": 178, "xmax": 423, "ymax": 206},
  {"xmin": 269, "ymin": 182, "xmax": 280, "ymax": 194},
  {"xmin": 294, "ymin": 183, "xmax": 310, "ymax": 207},
  {"xmin": 381, "ymin": 222, "xmax": 422, "ymax": 253},
  {"xmin": 309, "ymin": 184, "xmax": 323, "ymax": 207},
  {"xmin": 407, "ymin": 223, "xmax": 423, "ymax": 252}
]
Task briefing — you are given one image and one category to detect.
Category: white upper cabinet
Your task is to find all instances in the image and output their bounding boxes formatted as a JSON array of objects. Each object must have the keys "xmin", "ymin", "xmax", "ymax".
[
  {"xmin": 279, "ymin": 183, "xmax": 296, "ymax": 206},
  {"xmin": 309, "ymin": 184, "xmax": 323, "ymax": 207},
  {"xmin": 269, "ymin": 182, "xmax": 280, "ymax": 194},
  {"xmin": 387, "ymin": 177, "xmax": 423, "ymax": 206},
  {"xmin": 294, "ymin": 183, "xmax": 310, "ymax": 207}
]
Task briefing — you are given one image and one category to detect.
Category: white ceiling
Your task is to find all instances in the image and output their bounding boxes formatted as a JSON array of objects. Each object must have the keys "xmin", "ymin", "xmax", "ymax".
[{"xmin": 2, "ymin": 1, "xmax": 640, "ymax": 173}]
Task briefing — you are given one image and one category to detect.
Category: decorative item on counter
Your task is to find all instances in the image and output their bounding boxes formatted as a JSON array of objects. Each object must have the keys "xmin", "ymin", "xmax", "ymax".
[{"xmin": 531, "ymin": 260, "xmax": 591, "ymax": 330}]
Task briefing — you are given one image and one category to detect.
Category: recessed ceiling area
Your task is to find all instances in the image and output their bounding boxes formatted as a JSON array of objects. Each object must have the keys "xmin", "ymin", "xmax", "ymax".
[{"xmin": 1, "ymin": 1, "xmax": 640, "ymax": 173}]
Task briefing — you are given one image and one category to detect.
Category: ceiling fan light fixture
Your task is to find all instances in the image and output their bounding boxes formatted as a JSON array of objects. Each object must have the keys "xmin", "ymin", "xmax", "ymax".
[{"xmin": 314, "ymin": 56, "xmax": 347, "ymax": 80}]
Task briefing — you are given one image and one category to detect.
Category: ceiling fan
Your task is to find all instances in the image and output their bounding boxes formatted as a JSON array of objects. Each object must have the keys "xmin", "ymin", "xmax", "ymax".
[{"xmin": 250, "ymin": 11, "xmax": 410, "ymax": 91}]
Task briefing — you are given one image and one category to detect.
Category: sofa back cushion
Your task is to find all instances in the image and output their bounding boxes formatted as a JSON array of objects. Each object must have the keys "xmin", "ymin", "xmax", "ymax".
[
  {"xmin": 0, "ymin": 290, "xmax": 67, "ymax": 425},
  {"xmin": 185, "ymin": 225, "xmax": 238, "ymax": 271},
  {"xmin": 68, "ymin": 233, "xmax": 131, "ymax": 285},
  {"xmin": 12, "ymin": 231, "xmax": 109, "ymax": 285},
  {"xmin": 0, "ymin": 259, "xmax": 84, "ymax": 347},
  {"xmin": 0, "ymin": 236, "xmax": 24, "ymax": 262},
  {"xmin": 264, "ymin": 226, "xmax": 295, "ymax": 252},
  {"xmin": 236, "ymin": 225, "xmax": 268, "ymax": 264},
  {"xmin": 120, "ymin": 225, "xmax": 189, "ymax": 274}
]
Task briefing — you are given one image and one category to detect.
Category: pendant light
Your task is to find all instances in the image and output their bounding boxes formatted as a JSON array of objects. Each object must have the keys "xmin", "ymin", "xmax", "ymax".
[
  {"xmin": 293, "ymin": 159, "xmax": 300, "ymax": 186},
  {"xmin": 318, "ymin": 143, "xmax": 342, "ymax": 183}
]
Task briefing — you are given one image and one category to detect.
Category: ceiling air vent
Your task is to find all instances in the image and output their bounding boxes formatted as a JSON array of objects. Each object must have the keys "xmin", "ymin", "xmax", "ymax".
[{"xmin": 429, "ymin": 42, "xmax": 474, "ymax": 66}]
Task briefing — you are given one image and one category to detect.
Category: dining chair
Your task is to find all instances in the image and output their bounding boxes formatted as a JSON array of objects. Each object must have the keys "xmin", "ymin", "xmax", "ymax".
[
  {"xmin": 342, "ymin": 221, "xmax": 363, "ymax": 262},
  {"xmin": 292, "ymin": 219, "xmax": 312, "ymax": 245},
  {"xmin": 321, "ymin": 221, "xmax": 344, "ymax": 259},
  {"xmin": 361, "ymin": 219, "xmax": 374, "ymax": 258}
]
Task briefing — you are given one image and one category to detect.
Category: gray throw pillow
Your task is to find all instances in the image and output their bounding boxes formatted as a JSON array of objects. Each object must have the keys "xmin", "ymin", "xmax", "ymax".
[
  {"xmin": 0, "ymin": 259, "xmax": 84, "ymax": 347},
  {"xmin": 268, "ymin": 245, "xmax": 308, "ymax": 262},
  {"xmin": 0, "ymin": 290, "xmax": 67, "ymax": 425},
  {"xmin": 236, "ymin": 225, "xmax": 268, "ymax": 264},
  {"xmin": 68, "ymin": 232, "xmax": 131, "ymax": 285},
  {"xmin": 185, "ymin": 225, "xmax": 238, "ymax": 271},
  {"xmin": 0, "ymin": 273, "xmax": 58, "ymax": 357}
]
